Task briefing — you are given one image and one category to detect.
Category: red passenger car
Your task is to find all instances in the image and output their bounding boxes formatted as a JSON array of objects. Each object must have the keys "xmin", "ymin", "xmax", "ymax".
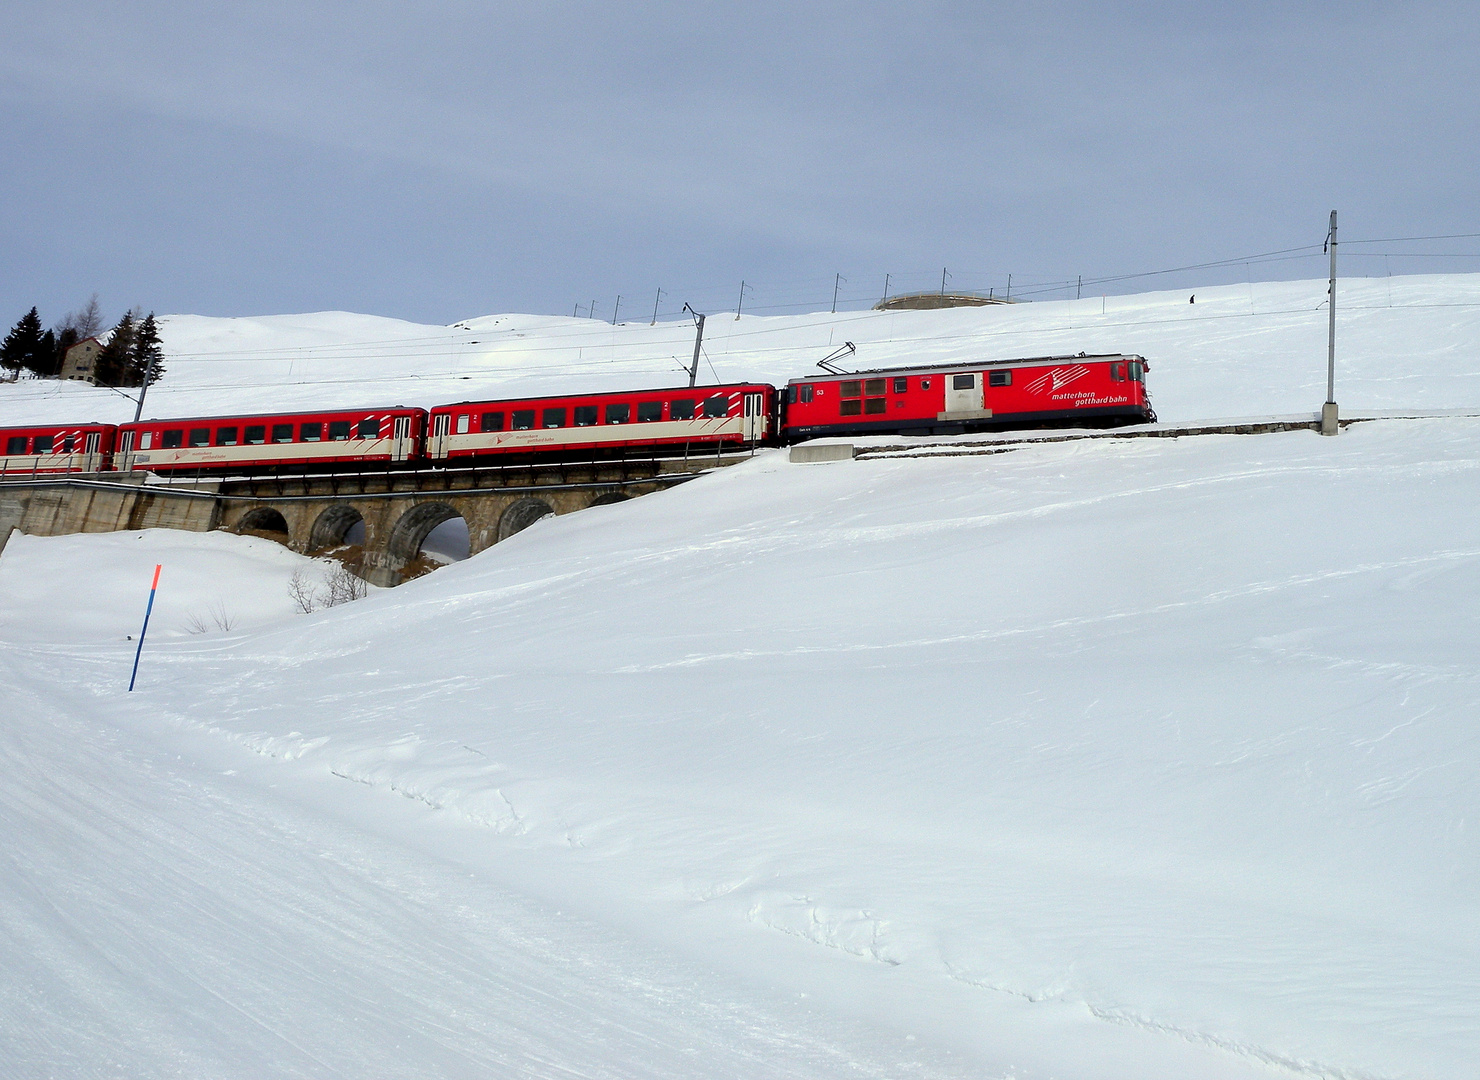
[
  {"xmin": 782, "ymin": 354, "xmax": 1153, "ymax": 441},
  {"xmin": 427, "ymin": 383, "xmax": 775, "ymax": 462},
  {"xmin": 0, "ymin": 424, "xmax": 117, "ymax": 475},
  {"xmin": 116, "ymin": 408, "xmax": 425, "ymax": 472}
]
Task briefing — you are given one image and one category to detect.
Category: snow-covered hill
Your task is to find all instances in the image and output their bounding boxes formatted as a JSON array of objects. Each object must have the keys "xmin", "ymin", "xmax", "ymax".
[
  {"xmin": 2, "ymin": 274, "xmax": 1479, "ymax": 428},
  {"xmin": 2, "ymin": 276, "xmax": 1478, "ymax": 1079}
]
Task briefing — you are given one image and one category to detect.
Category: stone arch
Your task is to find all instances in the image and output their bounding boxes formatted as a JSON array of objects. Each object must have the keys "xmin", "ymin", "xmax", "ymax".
[
  {"xmin": 236, "ymin": 506, "xmax": 290, "ymax": 541},
  {"xmin": 498, "ymin": 497, "xmax": 555, "ymax": 541},
  {"xmin": 310, "ymin": 504, "xmax": 365, "ymax": 551},
  {"xmin": 589, "ymin": 492, "xmax": 631, "ymax": 507},
  {"xmin": 385, "ymin": 501, "xmax": 464, "ymax": 565}
]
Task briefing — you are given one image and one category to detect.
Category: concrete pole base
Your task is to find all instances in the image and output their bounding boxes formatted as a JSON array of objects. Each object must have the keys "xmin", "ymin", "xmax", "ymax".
[{"xmin": 1320, "ymin": 401, "xmax": 1339, "ymax": 436}]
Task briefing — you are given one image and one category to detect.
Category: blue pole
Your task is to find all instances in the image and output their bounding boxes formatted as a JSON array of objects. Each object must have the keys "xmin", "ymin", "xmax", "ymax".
[{"xmin": 128, "ymin": 564, "xmax": 162, "ymax": 692}]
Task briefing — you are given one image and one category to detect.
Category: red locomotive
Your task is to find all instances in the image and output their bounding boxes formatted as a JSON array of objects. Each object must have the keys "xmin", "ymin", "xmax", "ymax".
[
  {"xmin": 0, "ymin": 423, "xmax": 117, "ymax": 475},
  {"xmin": 427, "ymin": 383, "xmax": 775, "ymax": 462},
  {"xmin": 115, "ymin": 408, "xmax": 426, "ymax": 472},
  {"xmin": 781, "ymin": 354, "xmax": 1152, "ymax": 441}
]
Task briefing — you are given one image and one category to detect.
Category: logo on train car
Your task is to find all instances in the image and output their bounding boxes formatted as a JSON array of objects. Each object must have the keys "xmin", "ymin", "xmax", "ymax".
[{"xmin": 1024, "ymin": 365, "xmax": 1090, "ymax": 396}]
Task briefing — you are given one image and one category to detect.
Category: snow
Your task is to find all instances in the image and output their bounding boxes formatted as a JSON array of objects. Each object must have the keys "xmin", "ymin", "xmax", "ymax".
[{"xmin": 2, "ymin": 275, "xmax": 1479, "ymax": 1078}]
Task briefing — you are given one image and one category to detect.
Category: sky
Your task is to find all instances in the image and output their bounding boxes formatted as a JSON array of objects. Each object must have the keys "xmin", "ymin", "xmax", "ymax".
[{"xmin": 3, "ymin": 2, "xmax": 1478, "ymax": 329}]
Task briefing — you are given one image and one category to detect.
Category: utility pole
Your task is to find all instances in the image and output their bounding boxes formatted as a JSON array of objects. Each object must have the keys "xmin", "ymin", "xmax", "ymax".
[
  {"xmin": 882, "ymin": 274, "xmax": 891, "ymax": 304},
  {"xmin": 1322, "ymin": 210, "xmax": 1339, "ymax": 435},
  {"xmin": 612, "ymin": 296, "xmax": 621, "ymax": 325},
  {"xmin": 940, "ymin": 268, "xmax": 948, "ymax": 297},
  {"xmin": 132, "ymin": 358, "xmax": 157, "ymax": 423},
  {"xmin": 735, "ymin": 280, "xmax": 749, "ymax": 320},
  {"xmin": 1006, "ymin": 274, "xmax": 1012, "ymax": 302},
  {"xmin": 1077, "ymin": 275, "xmax": 1082, "ymax": 300},
  {"xmin": 651, "ymin": 288, "xmax": 664, "ymax": 325},
  {"xmin": 683, "ymin": 304, "xmax": 706, "ymax": 387},
  {"xmin": 832, "ymin": 273, "xmax": 846, "ymax": 314}
]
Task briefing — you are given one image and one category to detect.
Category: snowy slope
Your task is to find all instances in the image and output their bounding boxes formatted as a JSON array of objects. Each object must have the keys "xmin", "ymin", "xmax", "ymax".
[
  {"xmin": 2, "ymin": 273, "xmax": 1479, "ymax": 427},
  {"xmin": 2, "ymin": 277, "xmax": 1479, "ymax": 1079}
]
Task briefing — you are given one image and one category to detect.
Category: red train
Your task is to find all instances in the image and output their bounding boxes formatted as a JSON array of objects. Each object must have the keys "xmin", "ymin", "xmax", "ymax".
[{"xmin": 0, "ymin": 355, "xmax": 1151, "ymax": 477}]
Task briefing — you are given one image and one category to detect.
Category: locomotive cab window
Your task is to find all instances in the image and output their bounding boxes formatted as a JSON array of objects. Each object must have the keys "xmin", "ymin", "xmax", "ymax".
[
  {"xmin": 357, "ymin": 419, "xmax": 378, "ymax": 439},
  {"xmin": 216, "ymin": 427, "xmax": 238, "ymax": 446},
  {"xmin": 893, "ymin": 377, "xmax": 908, "ymax": 394},
  {"xmin": 512, "ymin": 410, "xmax": 535, "ymax": 430},
  {"xmin": 542, "ymin": 408, "xmax": 566, "ymax": 429},
  {"xmin": 605, "ymin": 403, "xmax": 630, "ymax": 424},
  {"xmin": 480, "ymin": 411, "xmax": 504, "ymax": 432},
  {"xmin": 953, "ymin": 373, "xmax": 976, "ymax": 390},
  {"xmin": 163, "ymin": 430, "xmax": 183, "ymax": 448},
  {"xmin": 329, "ymin": 421, "xmax": 352, "ymax": 440},
  {"xmin": 574, "ymin": 405, "xmax": 598, "ymax": 426},
  {"xmin": 800, "ymin": 384, "xmax": 814, "ymax": 403},
  {"xmin": 245, "ymin": 425, "xmax": 266, "ymax": 445},
  {"xmin": 33, "ymin": 435, "xmax": 53, "ymax": 453},
  {"xmin": 637, "ymin": 401, "xmax": 662, "ymax": 422},
  {"xmin": 5, "ymin": 436, "xmax": 25, "ymax": 454},
  {"xmin": 300, "ymin": 423, "xmax": 322, "ymax": 442},
  {"xmin": 1129, "ymin": 360, "xmax": 1145, "ymax": 382},
  {"xmin": 1109, "ymin": 363, "xmax": 1127, "ymax": 382},
  {"xmin": 671, "ymin": 399, "xmax": 696, "ymax": 420},
  {"xmin": 271, "ymin": 424, "xmax": 293, "ymax": 443},
  {"xmin": 702, "ymin": 396, "xmax": 727, "ymax": 418},
  {"xmin": 988, "ymin": 370, "xmax": 1012, "ymax": 387}
]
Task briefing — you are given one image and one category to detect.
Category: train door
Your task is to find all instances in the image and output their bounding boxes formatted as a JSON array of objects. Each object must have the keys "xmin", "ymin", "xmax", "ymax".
[
  {"xmin": 392, "ymin": 415, "xmax": 414, "ymax": 461},
  {"xmin": 429, "ymin": 413, "xmax": 450, "ymax": 459},
  {"xmin": 84, "ymin": 431, "xmax": 101, "ymax": 472},
  {"xmin": 743, "ymin": 392, "xmax": 765, "ymax": 442},
  {"xmin": 943, "ymin": 371, "xmax": 984, "ymax": 417},
  {"xmin": 116, "ymin": 430, "xmax": 135, "ymax": 471}
]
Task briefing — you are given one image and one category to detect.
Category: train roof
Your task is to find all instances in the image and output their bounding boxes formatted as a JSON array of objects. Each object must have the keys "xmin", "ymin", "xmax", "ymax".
[
  {"xmin": 787, "ymin": 353, "xmax": 1144, "ymax": 383},
  {"xmin": 120, "ymin": 406, "xmax": 424, "ymax": 427},
  {"xmin": 432, "ymin": 381, "xmax": 773, "ymax": 409}
]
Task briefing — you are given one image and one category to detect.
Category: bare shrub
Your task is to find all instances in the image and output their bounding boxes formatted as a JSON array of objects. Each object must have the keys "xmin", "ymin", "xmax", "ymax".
[
  {"xmin": 184, "ymin": 601, "xmax": 236, "ymax": 633},
  {"xmin": 323, "ymin": 564, "xmax": 368, "ymax": 606},
  {"xmin": 288, "ymin": 569, "xmax": 319, "ymax": 613}
]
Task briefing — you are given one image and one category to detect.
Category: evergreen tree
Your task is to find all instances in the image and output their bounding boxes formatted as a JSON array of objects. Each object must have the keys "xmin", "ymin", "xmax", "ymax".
[
  {"xmin": 1, "ymin": 307, "xmax": 47, "ymax": 378},
  {"xmin": 93, "ymin": 311, "xmax": 137, "ymax": 387},
  {"xmin": 36, "ymin": 329, "xmax": 59, "ymax": 377},
  {"xmin": 126, "ymin": 312, "xmax": 164, "ymax": 388}
]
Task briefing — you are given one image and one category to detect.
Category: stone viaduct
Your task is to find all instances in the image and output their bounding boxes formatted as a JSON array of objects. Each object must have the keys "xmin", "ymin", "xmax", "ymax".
[{"xmin": 0, "ymin": 455, "xmax": 729, "ymax": 586}]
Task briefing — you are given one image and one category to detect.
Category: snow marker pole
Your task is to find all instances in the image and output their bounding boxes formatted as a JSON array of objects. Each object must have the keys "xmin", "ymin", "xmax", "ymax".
[{"xmin": 128, "ymin": 564, "xmax": 162, "ymax": 692}]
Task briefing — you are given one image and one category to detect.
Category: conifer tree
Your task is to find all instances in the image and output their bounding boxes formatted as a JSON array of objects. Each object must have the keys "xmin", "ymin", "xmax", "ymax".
[
  {"xmin": 127, "ymin": 312, "xmax": 164, "ymax": 388},
  {"xmin": 1, "ymin": 307, "xmax": 47, "ymax": 378},
  {"xmin": 94, "ymin": 311, "xmax": 137, "ymax": 387}
]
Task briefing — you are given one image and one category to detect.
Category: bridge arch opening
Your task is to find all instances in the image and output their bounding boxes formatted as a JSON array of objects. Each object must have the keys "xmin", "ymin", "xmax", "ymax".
[
  {"xmin": 590, "ymin": 492, "xmax": 630, "ymax": 507},
  {"xmin": 237, "ymin": 506, "xmax": 290, "ymax": 544},
  {"xmin": 498, "ymin": 497, "xmax": 554, "ymax": 542},
  {"xmin": 386, "ymin": 501, "xmax": 470, "ymax": 573},
  {"xmin": 310, "ymin": 505, "xmax": 366, "ymax": 551}
]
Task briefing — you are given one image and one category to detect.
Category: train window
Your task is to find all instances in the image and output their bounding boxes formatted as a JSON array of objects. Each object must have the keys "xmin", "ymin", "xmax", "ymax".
[
  {"xmin": 637, "ymin": 401, "xmax": 662, "ymax": 422},
  {"xmin": 62, "ymin": 435, "xmax": 76, "ymax": 453},
  {"xmin": 542, "ymin": 408, "xmax": 566, "ymax": 428},
  {"xmin": 988, "ymin": 370, "xmax": 1012, "ymax": 387},
  {"xmin": 163, "ymin": 430, "xmax": 183, "ymax": 449},
  {"xmin": 190, "ymin": 428, "xmax": 210, "ymax": 447},
  {"xmin": 574, "ymin": 405, "xmax": 598, "ymax": 426},
  {"xmin": 864, "ymin": 398, "xmax": 887, "ymax": 414},
  {"xmin": 33, "ymin": 435, "xmax": 53, "ymax": 453},
  {"xmin": 300, "ymin": 423, "xmax": 322, "ymax": 442},
  {"xmin": 952, "ymin": 373, "xmax": 975, "ymax": 390},
  {"xmin": 358, "ymin": 419, "xmax": 378, "ymax": 438},
  {"xmin": 1109, "ymin": 363, "xmax": 1126, "ymax": 382},
  {"xmin": 512, "ymin": 410, "xmax": 535, "ymax": 430},
  {"xmin": 840, "ymin": 381, "xmax": 861, "ymax": 398},
  {"xmin": 605, "ymin": 403, "xmax": 630, "ymax": 424},
  {"xmin": 893, "ymin": 377, "xmax": 908, "ymax": 394},
  {"xmin": 800, "ymin": 384, "xmax": 814, "ymax": 403},
  {"xmin": 671, "ymin": 399, "xmax": 695, "ymax": 420},
  {"xmin": 864, "ymin": 378, "xmax": 886, "ymax": 396},
  {"xmin": 6, "ymin": 436, "xmax": 27, "ymax": 454},
  {"xmin": 921, "ymin": 378, "xmax": 931, "ymax": 389},
  {"xmin": 455, "ymin": 414, "xmax": 470, "ymax": 434},
  {"xmin": 245, "ymin": 425, "xmax": 266, "ymax": 445},
  {"xmin": 702, "ymin": 396, "xmax": 727, "ymax": 418},
  {"xmin": 216, "ymin": 427, "xmax": 238, "ymax": 446},
  {"xmin": 1129, "ymin": 360, "xmax": 1145, "ymax": 382},
  {"xmin": 329, "ymin": 421, "xmax": 352, "ymax": 440},
  {"xmin": 839, "ymin": 400, "xmax": 862, "ymax": 416},
  {"xmin": 140, "ymin": 433, "xmax": 153, "ymax": 450},
  {"xmin": 271, "ymin": 424, "xmax": 293, "ymax": 443},
  {"xmin": 480, "ymin": 411, "xmax": 504, "ymax": 432}
]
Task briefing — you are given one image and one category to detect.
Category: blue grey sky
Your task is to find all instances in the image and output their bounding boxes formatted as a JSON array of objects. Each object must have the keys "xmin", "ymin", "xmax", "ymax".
[{"xmin": 3, "ymin": 2, "xmax": 1477, "ymax": 327}]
